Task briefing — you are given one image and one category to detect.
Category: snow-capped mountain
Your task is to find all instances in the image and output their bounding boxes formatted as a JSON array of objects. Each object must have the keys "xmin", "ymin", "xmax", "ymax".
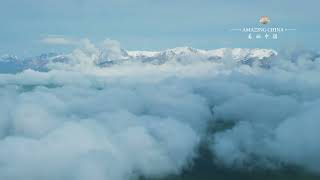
[
  {"xmin": 0, "ymin": 48, "xmax": 278, "ymax": 73},
  {"xmin": 99, "ymin": 47, "xmax": 277, "ymax": 66},
  {"xmin": 118, "ymin": 47, "xmax": 277, "ymax": 67},
  {"xmin": 23, "ymin": 53, "xmax": 69, "ymax": 69},
  {"xmin": 126, "ymin": 47, "xmax": 276, "ymax": 61},
  {"xmin": 127, "ymin": 47, "xmax": 276, "ymax": 59},
  {"xmin": 0, "ymin": 54, "xmax": 19, "ymax": 62}
]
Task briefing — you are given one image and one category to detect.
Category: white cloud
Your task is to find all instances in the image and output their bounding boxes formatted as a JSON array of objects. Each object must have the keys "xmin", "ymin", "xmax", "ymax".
[
  {"xmin": 41, "ymin": 36, "xmax": 76, "ymax": 45},
  {"xmin": 0, "ymin": 39, "xmax": 320, "ymax": 179}
]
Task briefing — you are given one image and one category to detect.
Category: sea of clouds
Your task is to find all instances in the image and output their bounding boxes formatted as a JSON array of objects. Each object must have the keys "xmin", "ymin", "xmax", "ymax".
[{"xmin": 0, "ymin": 39, "xmax": 319, "ymax": 180}]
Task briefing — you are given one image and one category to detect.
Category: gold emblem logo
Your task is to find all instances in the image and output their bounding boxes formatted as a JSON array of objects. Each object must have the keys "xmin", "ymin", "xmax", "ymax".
[{"xmin": 260, "ymin": 16, "xmax": 270, "ymax": 25}]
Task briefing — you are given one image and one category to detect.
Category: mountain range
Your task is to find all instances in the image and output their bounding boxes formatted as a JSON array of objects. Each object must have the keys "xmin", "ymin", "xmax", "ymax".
[{"xmin": 0, "ymin": 47, "xmax": 278, "ymax": 73}]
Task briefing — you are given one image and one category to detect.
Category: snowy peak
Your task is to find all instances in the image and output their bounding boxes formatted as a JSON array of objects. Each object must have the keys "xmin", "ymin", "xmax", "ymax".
[
  {"xmin": 127, "ymin": 47, "xmax": 200, "ymax": 57},
  {"xmin": 163, "ymin": 47, "xmax": 202, "ymax": 55},
  {"xmin": 227, "ymin": 48, "xmax": 278, "ymax": 60},
  {"xmin": 0, "ymin": 54, "xmax": 19, "ymax": 62},
  {"xmin": 127, "ymin": 51, "xmax": 160, "ymax": 58}
]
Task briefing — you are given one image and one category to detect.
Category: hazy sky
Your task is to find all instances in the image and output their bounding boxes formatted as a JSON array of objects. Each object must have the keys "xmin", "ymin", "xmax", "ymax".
[{"xmin": 1, "ymin": 0, "xmax": 319, "ymax": 56}]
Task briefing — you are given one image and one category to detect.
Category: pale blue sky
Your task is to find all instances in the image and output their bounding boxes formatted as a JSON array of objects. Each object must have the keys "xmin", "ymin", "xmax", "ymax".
[{"xmin": 0, "ymin": 0, "xmax": 319, "ymax": 56}]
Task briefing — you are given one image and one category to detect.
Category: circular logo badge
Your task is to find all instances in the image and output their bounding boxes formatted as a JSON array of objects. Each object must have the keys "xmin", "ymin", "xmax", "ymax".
[{"xmin": 260, "ymin": 16, "xmax": 270, "ymax": 25}]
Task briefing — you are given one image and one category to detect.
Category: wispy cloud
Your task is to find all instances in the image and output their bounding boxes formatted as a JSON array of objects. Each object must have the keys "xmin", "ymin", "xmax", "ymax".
[{"xmin": 41, "ymin": 35, "xmax": 77, "ymax": 45}]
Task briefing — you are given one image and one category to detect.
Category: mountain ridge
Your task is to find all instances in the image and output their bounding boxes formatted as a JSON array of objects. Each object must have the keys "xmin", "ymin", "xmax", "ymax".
[{"xmin": 0, "ymin": 47, "xmax": 278, "ymax": 72}]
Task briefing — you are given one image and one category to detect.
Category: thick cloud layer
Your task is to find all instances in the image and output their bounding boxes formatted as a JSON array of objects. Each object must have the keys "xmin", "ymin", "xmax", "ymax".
[{"xmin": 0, "ymin": 40, "xmax": 319, "ymax": 179}]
